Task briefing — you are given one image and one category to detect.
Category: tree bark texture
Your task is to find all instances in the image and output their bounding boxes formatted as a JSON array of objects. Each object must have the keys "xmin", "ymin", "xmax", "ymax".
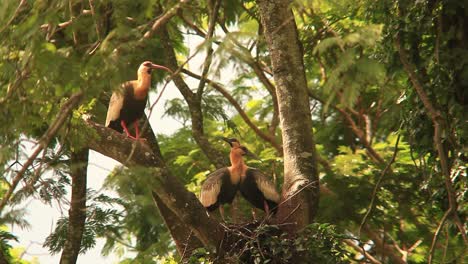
[
  {"xmin": 85, "ymin": 120, "xmax": 223, "ymax": 252},
  {"xmin": 60, "ymin": 148, "xmax": 88, "ymax": 264},
  {"xmin": 257, "ymin": 0, "xmax": 319, "ymax": 231}
]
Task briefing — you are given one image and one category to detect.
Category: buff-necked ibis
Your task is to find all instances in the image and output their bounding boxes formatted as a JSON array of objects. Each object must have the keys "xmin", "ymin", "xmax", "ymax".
[
  {"xmin": 105, "ymin": 61, "xmax": 172, "ymax": 139},
  {"xmin": 200, "ymin": 138, "xmax": 280, "ymax": 220}
]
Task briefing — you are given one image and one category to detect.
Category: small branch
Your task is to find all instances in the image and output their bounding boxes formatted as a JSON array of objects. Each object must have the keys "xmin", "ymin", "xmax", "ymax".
[
  {"xmin": 142, "ymin": 0, "xmax": 190, "ymax": 39},
  {"xmin": 363, "ymin": 114, "xmax": 372, "ymax": 144},
  {"xmin": 428, "ymin": 209, "xmax": 450, "ymax": 264},
  {"xmin": 362, "ymin": 226, "xmax": 406, "ymax": 264},
  {"xmin": 195, "ymin": 0, "xmax": 221, "ymax": 98},
  {"xmin": 214, "ymin": 27, "xmax": 280, "ymax": 135},
  {"xmin": 182, "ymin": 68, "xmax": 282, "ymax": 153},
  {"xmin": 307, "ymin": 89, "xmax": 386, "ymax": 165},
  {"xmin": 179, "ymin": 14, "xmax": 208, "ymax": 38},
  {"xmin": 159, "ymin": 27, "xmax": 228, "ymax": 168},
  {"xmin": 88, "ymin": 0, "xmax": 102, "ymax": 40},
  {"xmin": 359, "ymin": 134, "xmax": 401, "ymax": 236},
  {"xmin": 343, "ymin": 239, "xmax": 382, "ymax": 264},
  {"xmin": 69, "ymin": 0, "xmax": 78, "ymax": 45},
  {"xmin": 0, "ymin": 0, "xmax": 28, "ymax": 34},
  {"xmin": 336, "ymin": 107, "xmax": 385, "ymax": 165},
  {"xmin": 0, "ymin": 91, "xmax": 83, "ymax": 213},
  {"xmin": 396, "ymin": 34, "xmax": 467, "ymax": 244}
]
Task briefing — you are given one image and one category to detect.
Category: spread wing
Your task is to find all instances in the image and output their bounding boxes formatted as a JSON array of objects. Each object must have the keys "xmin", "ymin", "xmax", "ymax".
[
  {"xmin": 249, "ymin": 168, "xmax": 280, "ymax": 203},
  {"xmin": 199, "ymin": 167, "xmax": 229, "ymax": 208}
]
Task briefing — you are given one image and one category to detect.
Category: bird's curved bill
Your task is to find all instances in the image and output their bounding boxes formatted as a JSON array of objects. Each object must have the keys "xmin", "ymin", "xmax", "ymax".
[
  {"xmin": 218, "ymin": 137, "xmax": 240, "ymax": 147},
  {"xmin": 150, "ymin": 63, "xmax": 173, "ymax": 74}
]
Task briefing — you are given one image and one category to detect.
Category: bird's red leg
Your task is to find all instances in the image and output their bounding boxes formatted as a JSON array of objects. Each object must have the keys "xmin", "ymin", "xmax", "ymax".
[
  {"xmin": 121, "ymin": 120, "xmax": 136, "ymax": 139},
  {"xmin": 219, "ymin": 206, "xmax": 226, "ymax": 222},
  {"xmin": 251, "ymin": 208, "xmax": 258, "ymax": 221},
  {"xmin": 264, "ymin": 200, "xmax": 270, "ymax": 216},
  {"xmin": 133, "ymin": 121, "xmax": 140, "ymax": 139}
]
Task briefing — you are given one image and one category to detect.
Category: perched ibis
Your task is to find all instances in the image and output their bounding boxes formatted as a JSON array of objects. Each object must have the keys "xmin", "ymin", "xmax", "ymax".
[
  {"xmin": 105, "ymin": 61, "xmax": 172, "ymax": 139},
  {"xmin": 200, "ymin": 138, "xmax": 280, "ymax": 220}
]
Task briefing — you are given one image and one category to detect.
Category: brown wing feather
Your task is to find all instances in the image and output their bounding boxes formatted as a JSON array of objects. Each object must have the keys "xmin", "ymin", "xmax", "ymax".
[
  {"xmin": 199, "ymin": 167, "xmax": 229, "ymax": 208},
  {"xmin": 250, "ymin": 169, "xmax": 280, "ymax": 203},
  {"xmin": 105, "ymin": 92, "xmax": 124, "ymax": 127},
  {"xmin": 105, "ymin": 82, "xmax": 133, "ymax": 127}
]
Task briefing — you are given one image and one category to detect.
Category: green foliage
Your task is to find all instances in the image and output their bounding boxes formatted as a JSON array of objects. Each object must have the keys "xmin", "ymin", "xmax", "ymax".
[
  {"xmin": 1, "ymin": 0, "xmax": 467, "ymax": 262},
  {"xmin": 103, "ymin": 167, "xmax": 174, "ymax": 258},
  {"xmin": 44, "ymin": 192, "xmax": 124, "ymax": 255}
]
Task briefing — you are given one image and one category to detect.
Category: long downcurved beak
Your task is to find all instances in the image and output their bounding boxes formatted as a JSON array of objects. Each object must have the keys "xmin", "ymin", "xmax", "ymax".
[
  {"xmin": 150, "ymin": 63, "xmax": 173, "ymax": 74},
  {"xmin": 219, "ymin": 137, "xmax": 237, "ymax": 147}
]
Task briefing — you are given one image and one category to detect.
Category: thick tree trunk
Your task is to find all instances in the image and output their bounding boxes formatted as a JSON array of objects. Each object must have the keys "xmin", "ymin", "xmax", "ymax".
[
  {"xmin": 85, "ymin": 120, "xmax": 223, "ymax": 252},
  {"xmin": 141, "ymin": 119, "xmax": 204, "ymax": 257},
  {"xmin": 60, "ymin": 148, "xmax": 88, "ymax": 264},
  {"xmin": 257, "ymin": 0, "xmax": 319, "ymax": 231}
]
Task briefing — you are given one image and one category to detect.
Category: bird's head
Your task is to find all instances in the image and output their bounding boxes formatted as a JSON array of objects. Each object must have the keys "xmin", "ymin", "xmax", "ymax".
[
  {"xmin": 221, "ymin": 137, "xmax": 260, "ymax": 160},
  {"xmin": 220, "ymin": 137, "xmax": 240, "ymax": 148},
  {"xmin": 138, "ymin": 61, "xmax": 173, "ymax": 76}
]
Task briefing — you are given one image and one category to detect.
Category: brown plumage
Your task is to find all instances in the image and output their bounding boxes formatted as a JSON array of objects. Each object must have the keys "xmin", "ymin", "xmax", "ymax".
[
  {"xmin": 105, "ymin": 61, "xmax": 172, "ymax": 139},
  {"xmin": 200, "ymin": 138, "xmax": 280, "ymax": 220}
]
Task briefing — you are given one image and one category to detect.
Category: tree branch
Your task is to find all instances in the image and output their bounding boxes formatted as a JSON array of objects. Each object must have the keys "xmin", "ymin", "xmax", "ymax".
[
  {"xmin": 142, "ymin": 0, "xmax": 191, "ymax": 39},
  {"xmin": 159, "ymin": 27, "xmax": 227, "ymax": 168},
  {"xmin": 217, "ymin": 26, "xmax": 280, "ymax": 135},
  {"xmin": 181, "ymin": 68, "xmax": 282, "ymax": 153},
  {"xmin": 396, "ymin": 34, "xmax": 467, "ymax": 244},
  {"xmin": 84, "ymin": 120, "xmax": 223, "ymax": 251},
  {"xmin": 195, "ymin": 0, "xmax": 221, "ymax": 98},
  {"xmin": 343, "ymin": 239, "xmax": 382, "ymax": 264},
  {"xmin": 140, "ymin": 117, "xmax": 204, "ymax": 257},
  {"xmin": 359, "ymin": 135, "xmax": 401, "ymax": 236},
  {"xmin": 0, "ymin": 91, "xmax": 83, "ymax": 213},
  {"xmin": 362, "ymin": 226, "xmax": 406, "ymax": 264},
  {"xmin": 308, "ymin": 89, "xmax": 386, "ymax": 165}
]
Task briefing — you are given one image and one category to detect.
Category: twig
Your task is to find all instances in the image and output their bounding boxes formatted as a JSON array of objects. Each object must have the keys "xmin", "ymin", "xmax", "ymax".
[
  {"xmin": 343, "ymin": 239, "xmax": 382, "ymax": 264},
  {"xmin": 280, "ymin": 203, "xmax": 301, "ymax": 223},
  {"xmin": 276, "ymin": 180, "xmax": 317, "ymax": 209},
  {"xmin": 69, "ymin": 0, "xmax": 78, "ymax": 45},
  {"xmin": 396, "ymin": 34, "xmax": 467, "ymax": 244},
  {"xmin": 181, "ymin": 68, "xmax": 283, "ymax": 153},
  {"xmin": 142, "ymin": 0, "xmax": 191, "ymax": 39},
  {"xmin": 88, "ymin": 0, "xmax": 102, "ymax": 40},
  {"xmin": 0, "ymin": 91, "xmax": 83, "ymax": 213},
  {"xmin": 195, "ymin": 0, "xmax": 220, "ymax": 98},
  {"xmin": 0, "ymin": 0, "xmax": 27, "ymax": 34},
  {"xmin": 180, "ymin": 230, "xmax": 193, "ymax": 260},
  {"xmin": 428, "ymin": 209, "xmax": 450, "ymax": 264},
  {"xmin": 359, "ymin": 134, "xmax": 401, "ymax": 236}
]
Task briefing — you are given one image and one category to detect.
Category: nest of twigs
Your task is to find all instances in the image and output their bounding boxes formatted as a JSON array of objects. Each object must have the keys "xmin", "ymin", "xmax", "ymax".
[
  {"xmin": 215, "ymin": 220, "xmax": 299, "ymax": 263},
  {"xmin": 194, "ymin": 220, "xmax": 350, "ymax": 264}
]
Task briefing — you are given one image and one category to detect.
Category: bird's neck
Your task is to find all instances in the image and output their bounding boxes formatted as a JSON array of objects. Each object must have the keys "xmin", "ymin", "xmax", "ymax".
[
  {"xmin": 133, "ymin": 74, "xmax": 151, "ymax": 99},
  {"xmin": 229, "ymin": 153, "xmax": 247, "ymax": 184}
]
